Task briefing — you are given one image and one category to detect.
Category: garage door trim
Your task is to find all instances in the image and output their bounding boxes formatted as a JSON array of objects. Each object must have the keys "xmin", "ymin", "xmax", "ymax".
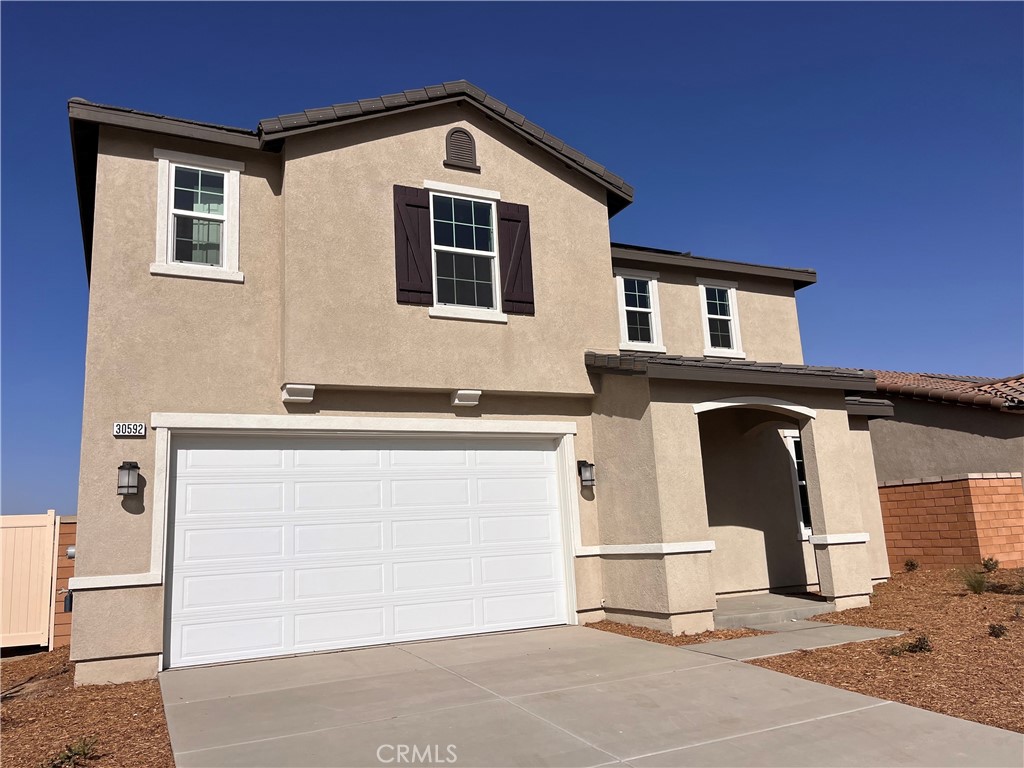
[{"xmin": 141, "ymin": 414, "xmax": 582, "ymax": 669}]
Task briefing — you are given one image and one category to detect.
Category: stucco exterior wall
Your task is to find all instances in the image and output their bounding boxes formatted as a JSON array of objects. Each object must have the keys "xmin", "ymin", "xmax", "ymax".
[
  {"xmin": 280, "ymin": 105, "xmax": 619, "ymax": 396},
  {"xmin": 647, "ymin": 267, "xmax": 804, "ymax": 364},
  {"xmin": 869, "ymin": 400, "xmax": 1024, "ymax": 483}
]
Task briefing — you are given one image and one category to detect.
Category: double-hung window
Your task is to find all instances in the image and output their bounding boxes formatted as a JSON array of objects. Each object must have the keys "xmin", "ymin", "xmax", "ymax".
[
  {"xmin": 428, "ymin": 185, "xmax": 504, "ymax": 322},
  {"xmin": 614, "ymin": 268, "xmax": 665, "ymax": 352},
  {"xmin": 152, "ymin": 150, "xmax": 243, "ymax": 283},
  {"xmin": 698, "ymin": 278, "xmax": 743, "ymax": 357}
]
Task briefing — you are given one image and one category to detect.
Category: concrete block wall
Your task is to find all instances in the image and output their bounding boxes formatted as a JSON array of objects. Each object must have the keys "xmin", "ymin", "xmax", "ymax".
[{"xmin": 879, "ymin": 474, "xmax": 1023, "ymax": 570}]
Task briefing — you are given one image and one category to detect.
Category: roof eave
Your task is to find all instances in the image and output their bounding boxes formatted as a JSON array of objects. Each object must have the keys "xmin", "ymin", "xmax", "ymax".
[{"xmin": 610, "ymin": 244, "xmax": 817, "ymax": 289}]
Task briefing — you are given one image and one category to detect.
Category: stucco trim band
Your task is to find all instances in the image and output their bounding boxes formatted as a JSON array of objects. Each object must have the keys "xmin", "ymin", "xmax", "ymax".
[
  {"xmin": 808, "ymin": 533, "xmax": 870, "ymax": 545},
  {"xmin": 575, "ymin": 541, "xmax": 716, "ymax": 557},
  {"xmin": 692, "ymin": 397, "xmax": 816, "ymax": 420}
]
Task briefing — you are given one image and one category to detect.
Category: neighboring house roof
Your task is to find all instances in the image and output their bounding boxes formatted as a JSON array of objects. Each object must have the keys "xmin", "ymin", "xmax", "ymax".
[
  {"xmin": 611, "ymin": 242, "xmax": 817, "ymax": 289},
  {"xmin": 69, "ymin": 82, "xmax": 635, "ymax": 276},
  {"xmin": 872, "ymin": 370, "xmax": 1024, "ymax": 412},
  {"xmin": 586, "ymin": 351, "xmax": 876, "ymax": 391}
]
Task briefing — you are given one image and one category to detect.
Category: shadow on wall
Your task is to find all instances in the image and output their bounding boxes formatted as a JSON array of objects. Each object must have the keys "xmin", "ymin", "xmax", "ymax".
[{"xmin": 699, "ymin": 408, "xmax": 809, "ymax": 593}]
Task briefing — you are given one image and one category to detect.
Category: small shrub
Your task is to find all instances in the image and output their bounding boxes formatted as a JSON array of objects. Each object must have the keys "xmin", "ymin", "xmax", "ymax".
[
  {"xmin": 40, "ymin": 737, "xmax": 97, "ymax": 768},
  {"xmin": 961, "ymin": 569, "xmax": 987, "ymax": 595},
  {"xmin": 988, "ymin": 624, "xmax": 1008, "ymax": 638},
  {"xmin": 889, "ymin": 635, "xmax": 932, "ymax": 655},
  {"xmin": 904, "ymin": 558, "xmax": 919, "ymax": 572},
  {"xmin": 981, "ymin": 557, "xmax": 999, "ymax": 573}
]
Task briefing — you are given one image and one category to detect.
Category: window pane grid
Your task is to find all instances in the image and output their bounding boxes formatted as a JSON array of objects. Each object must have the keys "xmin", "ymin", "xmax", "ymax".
[
  {"xmin": 173, "ymin": 215, "xmax": 222, "ymax": 266},
  {"xmin": 431, "ymin": 194, "xmax": 496, "ymax": 310},
  {"xmin": 626, "ymin": 309, "xmax": 653, "ymax": 343},
  {"xmin": 707, "ymin": 317, "xmax": 732, "ymax": 349},
  {"xmin": 705, "ymin": 286, "xmax": 731, "ymax": 318},
  {"xmin": 172, "ymin": 166, "xmax": 226, "ymax": 219},
  {"xmin": 792, "ymin": 437, "xmax": 812, "ymax": 529}
]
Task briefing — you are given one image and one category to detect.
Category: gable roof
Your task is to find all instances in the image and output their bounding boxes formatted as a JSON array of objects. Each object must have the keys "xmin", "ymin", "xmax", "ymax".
[
  {"xmin": 257, "ymin": 80, "xmax": 634, "ymax": 214},
  {"xmin": 872, "ymin": 370, "xmax": 1024, "ymax": 412},
  {"xmin": 69, "ymin": 81, "xmax": 635, "ymax": 276}
]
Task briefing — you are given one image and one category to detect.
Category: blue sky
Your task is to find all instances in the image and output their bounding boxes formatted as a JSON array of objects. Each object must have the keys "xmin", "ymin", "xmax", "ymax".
[{"xmin": 2, "ymin": 2, "xmax": 1021, "ymax": 516}]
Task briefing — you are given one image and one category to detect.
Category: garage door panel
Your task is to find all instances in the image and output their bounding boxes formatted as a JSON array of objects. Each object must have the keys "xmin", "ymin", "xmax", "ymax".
[
  {"xmin": 294, "ymin": 480, "xmax": 383, "ymax": 511},
  {"xmin": 181, "ymin": 526, "xmax": 284, "ymax": 562},
  {"xmin": 184, "ymin": 482, "xmax": 284, "ymax": 516},
  {"xmin": 479, "ymin": 514, "xmax": 552, "ymax": 544},
  {"xmin": 293, "ymin": 448, "xmax": 382, "ymax": 468},
  {"xmin": 294, "ymin": 564, "xmax": 384, "ymax": 600},
  {"xmin": 169, "ymin": 437, "xmax": 570, "ymax": 668},
  {"xmin": 481, "ymin": 552, "xmax": 557, "ymax": 584},
  {"xmin": 477, "ymin": 476, "xmax": 554, "ymax": 505},
  {"xmin": 391, "ymin": 478, "xmax": 470, "ymax": 507},
  {"xmin": 178, "ymin": 616, "xmax": 285, "ymax": 662},
  {"xmin": 392, "ymin": 517, "xmax": 472, "ymax": 549},
  {"xmin": 392, "ymin": 558, "xmax": 474, "ymax": 592},
  {"xmin": 482, "ymin": 592, "xmax": 559, "ymax": 625},
  {"xmin": 294, "ymin": 607, "xmax": 385, "ymax": 647},
  {"xmin": 294, "ymin": 522, "xmax": 384, "ymax": 555},
  {"xmin": 181, "ymin": 571, "xmax": 284, "ymax": 610}
]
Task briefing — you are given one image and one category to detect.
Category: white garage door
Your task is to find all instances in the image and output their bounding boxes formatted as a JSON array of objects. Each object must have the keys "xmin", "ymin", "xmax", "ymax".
[{"xmin": 168, "ymin": 435, "xmax": 569, "ymax": 667}]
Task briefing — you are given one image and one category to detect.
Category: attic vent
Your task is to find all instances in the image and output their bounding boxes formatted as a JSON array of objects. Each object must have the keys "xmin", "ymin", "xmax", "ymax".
[{"xmin": 444, "ymin": 128, "xmax": 479, "ymax": 172}]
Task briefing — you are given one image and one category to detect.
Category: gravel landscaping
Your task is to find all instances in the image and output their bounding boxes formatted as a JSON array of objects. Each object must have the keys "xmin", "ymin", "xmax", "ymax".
[
  {"xmin": 0, "ymin": 646, "xmax": 174, "ymax": 768},
  {"xmin": 751, "ymin": 567, "xmax": 1024, "ymax": 734},
  {"xmin": 588, "ymin": 619, "xmax": 767, "ymax": 645}
]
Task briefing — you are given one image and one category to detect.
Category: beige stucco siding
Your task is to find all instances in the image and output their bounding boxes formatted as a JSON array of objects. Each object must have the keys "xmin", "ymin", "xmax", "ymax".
[
  {"xmin": 869, "ymin": 400, "xmax": 1024, "ymax": 483},
  {"xmin": 617, "ymin": 263, "xmax": 805, "ymax": 364},
  {"xmin": 280, "ymin": 105, "xmax": 619, "ymax": 395}
]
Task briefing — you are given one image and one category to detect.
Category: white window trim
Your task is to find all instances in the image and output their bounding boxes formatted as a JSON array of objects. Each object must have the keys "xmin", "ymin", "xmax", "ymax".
[
  {"xmin": 698, "ymin": 278, "xmax": 744, "ymax": 358},
  {"xmin": 428, "ymin": 187, "xmax": 505, "ymax": 323},
  {"xmin": 781, "ymin": 428, "xmax": 812, "ymax": 540},
  {"xmin": 153, "ymin": 149, "xmax": 243, "ymax": 283},
  {"xmin": 615, "ymin": 267, "xmax": 666, "ymax": 353}
]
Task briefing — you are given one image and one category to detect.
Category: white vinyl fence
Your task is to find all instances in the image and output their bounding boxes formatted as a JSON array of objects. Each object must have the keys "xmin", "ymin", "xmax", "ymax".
[{"xmin": 1, "ymin": 510, "xmax": 59, "ymax": 648}]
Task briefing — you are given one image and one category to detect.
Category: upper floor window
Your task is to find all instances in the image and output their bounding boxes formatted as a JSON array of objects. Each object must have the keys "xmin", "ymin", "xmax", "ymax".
[
  {"xmin": 698, "ymin": 278, "xmax": 743, "ymax": 358},
  {"xmin": 152, "ymin": 149, "xmax": 243, "ymax": 283},
  {"xmin": 429, "ymin": 188, "xmax": 503, "ymax": 321},
  {"xmin": 615, "ymin": 268, "xmax": 665, "ymax": 353}
]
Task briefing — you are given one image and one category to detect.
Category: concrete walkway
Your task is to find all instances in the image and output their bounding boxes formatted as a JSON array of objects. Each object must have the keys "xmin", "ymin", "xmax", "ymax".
[
  {"xmin": 160, "ymin": 626, "xmax": 1023, "ymax": 768},
  {"xmin": 689, "ymin": 621, "xmax": 904, "ymax": 661}
]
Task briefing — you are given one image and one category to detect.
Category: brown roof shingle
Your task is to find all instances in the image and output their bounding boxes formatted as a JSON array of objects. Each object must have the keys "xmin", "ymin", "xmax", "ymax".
[{"xmin": 872, "ymin": 370, "xmax": 1024, "ymax": 412}]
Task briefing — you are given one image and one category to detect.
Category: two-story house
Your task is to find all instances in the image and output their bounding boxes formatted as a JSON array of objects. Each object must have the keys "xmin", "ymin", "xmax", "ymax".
[{"xmin": 67, "ymin": 81, "xmax": 890, "ymax": 684}]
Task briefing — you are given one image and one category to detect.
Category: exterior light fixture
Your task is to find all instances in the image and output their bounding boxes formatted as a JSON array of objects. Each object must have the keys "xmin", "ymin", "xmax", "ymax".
[
  {"xmin": 577, "ymin": 460, "xmax": 596, "ymax": 488},
  {"xmin": 117, "ymin": 461, "xmax": 140, "ymax": 495}
]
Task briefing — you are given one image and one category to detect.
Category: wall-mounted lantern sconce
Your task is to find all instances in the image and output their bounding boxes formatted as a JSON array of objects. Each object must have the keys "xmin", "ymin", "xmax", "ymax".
[
  {"xmin": 117, "ymin": 461, "xmax": 140, "ymax": 495},
  {"xmin": 577, "ymin": 460, "xmax": 596, "ymax": 488}
]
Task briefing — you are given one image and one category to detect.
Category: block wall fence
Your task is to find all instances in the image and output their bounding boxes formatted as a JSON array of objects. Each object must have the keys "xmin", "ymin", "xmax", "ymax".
[{"xmin": 879, "ymin": 473, "xmax": 1024, "ymax": 570}]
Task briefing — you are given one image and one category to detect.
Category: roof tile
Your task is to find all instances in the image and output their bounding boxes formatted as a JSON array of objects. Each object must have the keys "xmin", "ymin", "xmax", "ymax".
[{"xmin": 871, "ymin": 370, "xmax": 1023, "ymax": 412}]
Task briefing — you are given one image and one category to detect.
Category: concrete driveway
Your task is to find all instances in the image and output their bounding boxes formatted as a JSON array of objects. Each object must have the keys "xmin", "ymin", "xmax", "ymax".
[{"xmin": 160, "ymin": 626, "xmax": 1023, "ymax": 767}]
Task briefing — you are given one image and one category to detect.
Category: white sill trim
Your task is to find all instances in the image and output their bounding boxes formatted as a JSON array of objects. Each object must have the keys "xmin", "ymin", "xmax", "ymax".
[
  {"xmin": 429, "ymin": 305, "xmax": 508, "ymax": 324},
  {"xmin": 150, "ymin": 262, "xmax": 244, "ymax": 284},
  {"xmin": 620, "ymin": 342, "xmax": 667, "ymax": 354},
  {"xmin": 809, "ymin": 532, "xmax": 870, "ymax": 545},
  {"xmin": 704, "ymin": 348, "xmax": 746, "ymax": 359}
]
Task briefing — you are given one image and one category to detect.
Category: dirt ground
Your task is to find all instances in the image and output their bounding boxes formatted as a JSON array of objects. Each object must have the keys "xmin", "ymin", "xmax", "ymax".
[
  {"xmin": 588, "ymin": 619, "xmax": 766, "ymax": 646},
  {"xmin": 751, "ymin": 567, "xmax": 1024, "ymax": 734},
  {"xmin": 0, "ymin": 646, "xmax": 174, "ymax": 768}
]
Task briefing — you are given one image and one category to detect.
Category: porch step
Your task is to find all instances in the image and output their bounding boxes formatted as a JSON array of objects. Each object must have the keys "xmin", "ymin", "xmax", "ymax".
[{"xmin": 713, "ymin": 593, "xmax": 835, "ymax": 630}]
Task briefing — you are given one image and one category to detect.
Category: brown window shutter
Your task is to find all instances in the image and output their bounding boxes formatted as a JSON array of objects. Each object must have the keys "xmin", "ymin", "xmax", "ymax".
[
  {"xmin": 394, "ymin": 185, "xmax": 433, "ymax": 305},
  {"xmin": 497, "ymin": 202, "xmax": 535, "ymax": 316}
]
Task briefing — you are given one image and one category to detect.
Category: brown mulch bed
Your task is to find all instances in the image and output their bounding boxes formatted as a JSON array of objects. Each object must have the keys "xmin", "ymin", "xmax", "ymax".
[
  {"xmin": 588, "ymin": 619, "xmax": 767, "ymax": 646},
  {"xmin": 1, "ymin": 646, "xmax": 174, "ymax": 768},
  {"xmin": 751, "ymin": 567, "xmax": 1024, "ymax": 734}
]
